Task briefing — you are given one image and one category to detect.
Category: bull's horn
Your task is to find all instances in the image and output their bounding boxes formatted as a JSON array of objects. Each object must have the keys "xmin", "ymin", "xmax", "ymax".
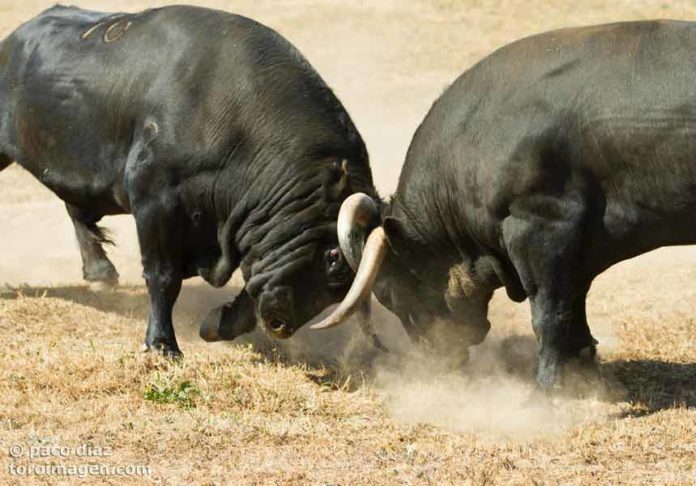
[
  {"xmin": 337, "ymin": 193, "xmax": 380, "ymax": 271},
  {"xmin": 311, "ymin": 227, "xmax": 387, "ymax": 330}
]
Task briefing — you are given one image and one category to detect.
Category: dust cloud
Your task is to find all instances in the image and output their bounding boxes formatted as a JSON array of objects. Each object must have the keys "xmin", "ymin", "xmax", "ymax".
[
  {"xmin": 232, "ymin": 297, "xmax": 621, "ymax": 440},
  {"xmin": 372, "ymin": 336, "xmax": 617, "ymax": 440}
]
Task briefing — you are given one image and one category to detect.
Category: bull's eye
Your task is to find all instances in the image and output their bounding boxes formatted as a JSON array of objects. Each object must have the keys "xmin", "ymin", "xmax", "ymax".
[
  {"xmin": 327, "ymin": 248, "xmax": 340, "ymax": 265},
  {"xmin": 325, "ymin": 248, "xmax": 342, "ymax": 273},
  {"xmin": 326, "ymin": 248, "xmax": 349, "ymax": 288}
]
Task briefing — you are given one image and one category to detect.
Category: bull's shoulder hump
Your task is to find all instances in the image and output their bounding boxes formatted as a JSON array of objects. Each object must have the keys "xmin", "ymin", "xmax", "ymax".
[
  {"xmin": 426, "ymin": 19, "xmax": 696, "ymax": 128},
  {"xmin": 474, "ymin": 19, "xmax": 696, "ymax": 75},
  {"xmin": 146, "ymin": 5, "xmax": 307, "ymax": 67},
  {"xmin": 10, "ymin": 5, "xmax": 304, "ymax": 68},
  {"xmin": 14, "ymin": 5, "xmax": 118, "ymax": 34},
  {"xmin": 6, "ymin": 6, "xmax": 128, "ymax": 54}
]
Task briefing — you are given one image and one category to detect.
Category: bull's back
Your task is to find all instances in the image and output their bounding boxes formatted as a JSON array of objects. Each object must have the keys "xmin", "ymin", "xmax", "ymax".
[
  {"xmin": 404, "ymin": 20, "xmax": 696, "ymax": 252},
  {"xmin": 422, "ymin": 20, "xmax": 696, "ymax": 170},
  {"xmin": 0, "ymin": 5, "xmax": 361, "ymax": 212},
  {"xmin": 0, "ymin": 6, "xmax": 160, "ymax": 209}
]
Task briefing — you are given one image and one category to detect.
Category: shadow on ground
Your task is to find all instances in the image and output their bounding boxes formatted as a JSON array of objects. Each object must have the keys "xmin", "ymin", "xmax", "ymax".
[
  {"xmin": 0, "ymin": 282, "xmax": 233, "ymax": 324},
  {"xmin": 0, "ymin": 283, "xmax": 409, "ymax": 381},
  {"xmin": 488, "ymin": 334, "xmax": 696, "ymax": 413},
  {"xmin": 603, "ymin": 359, "xmax": 696, "ymax": 414},
  {"xmin": 2, "ymin": 285, "xmax": 694, "ymax": 412}
]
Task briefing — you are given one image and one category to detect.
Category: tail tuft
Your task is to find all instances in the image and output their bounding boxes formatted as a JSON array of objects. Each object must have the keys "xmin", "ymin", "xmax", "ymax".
[{"xmin": 89, "ymin": 223, "xmax": 116, "ymax": 246}]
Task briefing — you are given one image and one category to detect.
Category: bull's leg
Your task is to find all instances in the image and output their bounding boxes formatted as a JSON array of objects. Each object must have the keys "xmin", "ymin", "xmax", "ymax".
[
  {"xmin": 132, "ymin": 198, "xmax": 184, "ymax": 357},
  {"xmin": 567, "ymin": 284, "xmax": 598, "ymax": 360},
  {"xmin": 143, "ymin": 268, "xmax": 182, "ymax": 357},
  {"xmin": 502, "ymin": 196, "xmax": 590, "ymax": 391},
  {"xmin": 528, "ymin": 285, "xmax": 583, "ymax": 390},
  {"xmin": 65, "ymin": 204, "xmax": 119, "ymax": 289}
]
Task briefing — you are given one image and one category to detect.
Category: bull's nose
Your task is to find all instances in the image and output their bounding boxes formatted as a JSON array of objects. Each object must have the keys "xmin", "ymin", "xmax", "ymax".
[
  {"xmin": 266, "ymin": 318, "xmax": 285, "ymax": 332},
  {"xmin": 263, "ymin": 318, "xmax": 292, "ymax": 338}
]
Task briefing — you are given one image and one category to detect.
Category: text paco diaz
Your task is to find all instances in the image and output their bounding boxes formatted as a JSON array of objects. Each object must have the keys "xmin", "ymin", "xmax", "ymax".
[{"xmin": 29, "ymin": 445, "xmax": 113, "ymax": 459}]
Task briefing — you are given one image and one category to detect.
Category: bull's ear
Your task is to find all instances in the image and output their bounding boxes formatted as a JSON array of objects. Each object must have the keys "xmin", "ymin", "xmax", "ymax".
[
  {"xmin": 323, "ymin": 159, "xmax": 349, "ymax": 200},
  {"xmin": 382, "ymin": 217, "xmax": 409, "ymax": 255}
]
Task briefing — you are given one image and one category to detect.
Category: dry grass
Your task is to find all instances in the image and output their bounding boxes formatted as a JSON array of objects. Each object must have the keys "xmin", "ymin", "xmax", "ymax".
[
  {"xmin": 2, "ymin": 0, "xmax": 696, "ymax": 484},
  {"xmin": 0, "ymin": 283, "xmax": 694, "ymax": 484}
]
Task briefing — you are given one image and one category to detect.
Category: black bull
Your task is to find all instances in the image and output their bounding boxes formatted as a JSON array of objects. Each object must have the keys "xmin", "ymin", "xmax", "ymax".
[
  {"xmin": 0, "ymin": 5, "xmax": 378, "ymax": 355},
  {"xmin": 316, "ymin": 20, "xmax": 696, "ymax": 390}
]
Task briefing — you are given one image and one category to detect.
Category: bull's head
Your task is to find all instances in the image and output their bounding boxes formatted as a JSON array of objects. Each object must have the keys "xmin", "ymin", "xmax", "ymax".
[
  {"xmin": 311, "ymin": 193, "xmax": 493, "ymax": 349},
  {"xmin": 201, "ymin": 161, "xmax": 371, "ymax": 341},
  {"xmin": 251, "ymin": 234, "xmax": 355, "ymax": 339}
]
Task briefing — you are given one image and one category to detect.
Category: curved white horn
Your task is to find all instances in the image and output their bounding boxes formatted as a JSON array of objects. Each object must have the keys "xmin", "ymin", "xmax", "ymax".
[
  {"xmin": 312, "ymin": 227, "xmax": 387, "ymax": 330},
  {"xmin": 337, "ymin": 193, "xmax": 380, "ymax": 271}
]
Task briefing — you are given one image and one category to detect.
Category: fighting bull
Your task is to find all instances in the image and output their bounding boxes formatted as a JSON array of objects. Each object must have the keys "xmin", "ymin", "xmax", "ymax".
[
  {"xmin": 315, "ymin": 20, "xmax": 696, "ymax": 390},
  {"xmin": 0, "ymin": 5, "xmax": 378, "ymax": 355}
]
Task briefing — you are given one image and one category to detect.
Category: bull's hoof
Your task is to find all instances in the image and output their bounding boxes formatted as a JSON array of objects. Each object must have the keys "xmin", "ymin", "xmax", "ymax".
[
  {"xmin": 536, "ymin": 379, "xmax": 561, "ymax": 393},
  {"xmin": 536, "ymin": 352, "xmax": 564, "ymax": 392},
  {"xmin": 84, "ymin": 260, "xmax": 119, "ymax": 291},
  {"xmin": 577, "ymin": 344, "xmax": 598, "ymax": 362},
  {"xmin": 537, "ymin": 346, "xmax": 601, "ymax": 397},
  {"xmin": 141, "ymin": 341, "xmax": 183, "ymax": 359}
]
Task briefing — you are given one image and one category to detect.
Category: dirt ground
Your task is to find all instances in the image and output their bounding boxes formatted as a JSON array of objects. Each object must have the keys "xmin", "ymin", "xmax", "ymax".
[{"xmin": 1, "ymin": 0, "xmax": 696, "ymax": 484}]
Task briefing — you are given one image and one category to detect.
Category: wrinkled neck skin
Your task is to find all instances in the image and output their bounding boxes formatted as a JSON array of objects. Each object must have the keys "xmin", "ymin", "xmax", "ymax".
[
  {"xmin": 194, "ymin": 159, "xmax": 327, "ymax": 288},
  {"xmin": 237, "ymin": 167, "xmax": 337, "ymax": 296},
  {"xmin": 375, "ymin": 194, "xmax": 513, "ymax": 345},
  {"xmin": 392, "ymin": 194, "xmax": 501, "ymax": 294},
  {"xmin": 387, "ymin": 146, "xmax": 532, "ymax": 301},
  {"xmin": 210, "ymin": 149, "xmax": 373, "ymax": 297}
]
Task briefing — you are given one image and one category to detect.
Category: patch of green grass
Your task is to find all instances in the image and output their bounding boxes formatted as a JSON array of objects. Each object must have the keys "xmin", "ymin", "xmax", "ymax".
[{"xmin": 144, "ymin": 377, "xmax": 201, "ymax": 409}]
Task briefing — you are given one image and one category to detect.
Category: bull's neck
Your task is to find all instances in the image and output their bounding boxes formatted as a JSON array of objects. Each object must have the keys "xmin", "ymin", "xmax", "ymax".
[
  {"xmin": 390, "ymin": 191, "xmax": 466, "ymax": 261},
  {"xmin": 230, "ymin": 163, "xmax": 336, "ymax": 295},
  {"xmin": 390, "ymin": 185, "xmax": 520, "ymax": 301},
  {"xmin": 391, "ymin": 184, "xmax": 504, "ymax": 284}
]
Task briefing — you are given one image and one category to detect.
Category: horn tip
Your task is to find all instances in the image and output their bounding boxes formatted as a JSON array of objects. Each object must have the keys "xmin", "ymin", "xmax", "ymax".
[{"xmin": 310, "ymin": 320, "xmax": 336, "ymax": 331}]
